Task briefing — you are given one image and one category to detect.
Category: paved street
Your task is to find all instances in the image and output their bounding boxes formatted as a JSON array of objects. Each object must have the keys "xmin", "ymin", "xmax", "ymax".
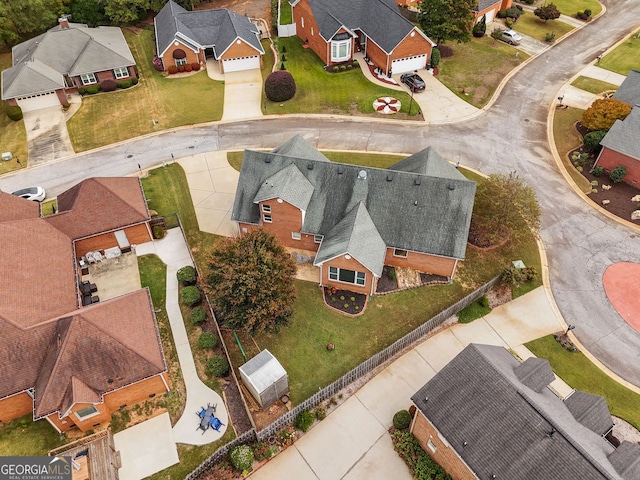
[{"xmin": 1, "ymin": 0, "xmax": 640, "ymax": 387}]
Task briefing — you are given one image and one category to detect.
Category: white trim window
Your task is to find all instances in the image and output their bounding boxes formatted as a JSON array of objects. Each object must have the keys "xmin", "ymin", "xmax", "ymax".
[
  {"xmin": 113, "ymin": 67, "xmax": 129, "ymax": 79},
  {"xmin": 393, "ymin": 248, "xmax": 408, "ymax": 258},
  {"xmin": 175, "ymin": 57, "xmax": 187, "ymax": 66},
  {"xmin": 314, "ymin": 235, "xmax": 323, "ymax": 243},
  {"xmin": 427, "ymin": 439, "xmax": 437, "ymax": 453},
  {"xmin": 329, "ymin": 266, "xmax": 365, "ymax": 286},
  {"xmin": 75, "ymin": 405, "xmax": 100, "ymax": 420},
  {"xmin": 292, "ymin": 232, "xmax": 301, "ymax": 240},
  {"xmin": 80, "ymin": 72, "xmax": 97, "ymax": 85},
  {"xmin": 331, "ymin": 40, "xmax": 351, "ymax": 62},
  {"xmin": 262, "ymin": 204, "xmax": 272, "ymax": 223},
  {"xmin": 263, "ymin": 214, "xmax": 272, "ymax": 223},
  {"xmin": 262, "ymin": 204, "xmax": 272, "ymax": 213}
]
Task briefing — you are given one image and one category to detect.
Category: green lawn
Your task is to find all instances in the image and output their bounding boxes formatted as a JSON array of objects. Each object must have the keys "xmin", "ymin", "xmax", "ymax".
[
  {"xmin": 68, "ymin": 28, "xmax": 224, "ymax": 152},
  {"xmin": 526, "ymin": 336, "xmax": 640, "ymax": 430},
  {"xmin": 548, "ymin": 0, "xmax": 602, "ymax": 17},
  {"xmin": 513, "ymin": 14, "xmax": 574, "ymax": 43},
  {"xmin": 437, "ymin": 36, "xmax": 529, "ymax": 108},
  {"xmin": 0, "ymin": 52, "xmax": 27, "ymax": 174},
  {"xmin": 457, "ymin": 297, "xmax": 492, "ymax": 323},
  {"xmin": 570, "ymin": 76, "xmax": 618, "ymax": 95},
  {"xmin": 267, "ymin": 37, "xmax": 419, "ymax": 116},
  {"xmin": 279, "ymin": 0, "xmax": 293, "ymax": 24},
  {"xmin": 0, "ymin": 415, "xmax": 66, "ymax": 455},
  {"xmin": 598, "ymin": 30, "xmax": 640, "ymax": 76},
  {"xmin": 552, "ymin": 106, "xmax": 591, "ymax": 192}
]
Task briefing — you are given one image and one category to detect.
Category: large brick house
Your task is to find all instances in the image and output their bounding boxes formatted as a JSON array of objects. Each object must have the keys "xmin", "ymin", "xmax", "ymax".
[
  {"xmin": 1, "ymin": 18, "xmax": 136, "ymax": 112},
  {"xmin": 411, "ymin": 344, "xmax": 640, "ymax": 480},
  {"xmin": 593, "ymin": 71, "xmax": 640, "ymax": 186},
  {"xmin": 231, "ymin": 136, "xmax": 476, "ymax": 296},
  {"xmin": 291, "ymin": 0, "xmax": 435, "ymax": 75},
  {"xmin": 154, "ymin": 0, "xmax": 264, "ymax": 73},
  {"xmin": 0, "ymin": 178, "xmax": 169, "ymax": 433}
]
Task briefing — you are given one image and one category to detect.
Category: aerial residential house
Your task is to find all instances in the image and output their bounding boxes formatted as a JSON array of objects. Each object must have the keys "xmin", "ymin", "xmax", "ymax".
[
  {"xmin": 0, "ymin": 178, "xmax": 169, "ymax": 433},
  {"xmin": 473, "ymin": 0, "xmax": 513, "ymax": 24},
  {"xmin": 411, "ymin": 344, "xmax": 640, "ymax": 480},
  {"xmin": 231, "ymin": 136, "xmax": 476, "ymax": 296},
  {"xmin": 154, "ymin": 0, "xmax": 264, "ymax": 73},
  {"xmin": 291, "ymin": 0, "xmax": 436, "ymax": 75},
  {"xmin": 1, "ymin": 17, "xmax": 136, "ymax": 112}
]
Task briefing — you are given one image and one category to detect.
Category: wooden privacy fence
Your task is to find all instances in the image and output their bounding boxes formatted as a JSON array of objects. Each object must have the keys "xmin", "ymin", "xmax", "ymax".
[{"xmin": 185, "ymin": 274, "xmax": 501, "ymax": 479}]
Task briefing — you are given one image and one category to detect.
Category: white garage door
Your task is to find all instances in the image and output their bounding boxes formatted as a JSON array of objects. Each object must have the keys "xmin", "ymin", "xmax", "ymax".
[
  {"xmin": 16, "ymin": 91, "xmax": 60, "ymax": 112},
  {"xmin": 391, "ymin": 54, "xmax": 427, "ymax": 74},
  {"xmin": 484, "ymin": 9, "xmax": 495, "ymax": 24},
  {"xmin": 222, "ymin": 56, "xmax": 260, "ymax": 73}
]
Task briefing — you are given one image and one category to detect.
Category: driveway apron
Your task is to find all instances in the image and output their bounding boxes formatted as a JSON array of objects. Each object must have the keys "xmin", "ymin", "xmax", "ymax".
[
  {"xmin": 22, "ymin": 106, "xmax": 74, "ymax": 165},
  {"xmin": 222, "ymin": 69, "xmax": 264, "ymax": 121}
]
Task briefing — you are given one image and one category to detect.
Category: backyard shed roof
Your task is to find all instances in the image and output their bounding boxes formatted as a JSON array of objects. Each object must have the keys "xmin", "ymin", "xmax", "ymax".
[{"xmin": 239, "ymin": 350, "xmax": 287, "ymax": 394}]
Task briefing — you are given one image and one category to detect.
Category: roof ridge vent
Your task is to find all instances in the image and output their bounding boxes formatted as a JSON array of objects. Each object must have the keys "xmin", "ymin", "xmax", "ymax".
[
  {"xmin": 414, "ymin": 178, "xmax": 421, "ymax": 185},
  {"xmin": 387, "ymin": 174, "xmax": 393, "ymax": 181},
  {"xmin": 337, "ymin": 166, "xmax": 344, "ymax": 174},
  {"xmin": 307, "ymin": 163, "xmax": 314, "ymax": 170},
  {"xmin": 448, "ymin": 184, "xmax": 455, "ymax": 190},
  {"xmin": 358, "ymin": 170, "xmax": 367, "ymax": 180},
  {"xmin": 264, "ymin": 157, "xmax": 271, "ymax": 163}
]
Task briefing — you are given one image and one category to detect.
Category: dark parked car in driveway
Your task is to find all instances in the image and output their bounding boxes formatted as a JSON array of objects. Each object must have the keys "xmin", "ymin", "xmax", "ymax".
[{"xmin": 400, "ymin": 73, "xmax": 425, "ymax": 92}]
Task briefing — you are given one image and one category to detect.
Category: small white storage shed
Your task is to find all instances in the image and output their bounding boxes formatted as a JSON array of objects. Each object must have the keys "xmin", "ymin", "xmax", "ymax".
[{"xmin": 239, "ymin": 349, "xmax": 289, "ymax": 409}]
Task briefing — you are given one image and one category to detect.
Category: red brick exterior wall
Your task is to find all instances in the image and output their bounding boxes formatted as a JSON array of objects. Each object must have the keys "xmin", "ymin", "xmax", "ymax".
[
  {"xmin": 74, "ymin": 223, "xmax": 152, "ymax": 260},
  {"xmin": 55, "ymin": 89, "xmax": 69, "ymax": 107},
  {"xmin": 293, "ymin": 0, "xmax": 329, "ymax": 64},
  {"xmin": 320, "ymin": 254, "xmax": 375, "ymax": 295},
  {"xmin": 162, "ymin": 41, "xmax": 201, "ymax": 70},
  {"xmin": 501, "ymin": 0, "xmax": 513, "ymax": 10},
  {"xmin": 0, "ymin": 392, "xmax": 33, "ymax": 422},
  {"xmin": 596, "ymin": 147, "xmax": 640, "ymax": 187},
  {"xmin": 411, "ymin": 412, "xmax": 477, "ymax": 480},
  {"xmin": 366, "ymin": 40, "xmax": 390, "ymax": 74},
  {"xmin": 389, "ymin": 29, "xmax": 433, "ymax": 65},
  {"xmin": 384, "ymin": 248, "xmax": 457, "ymax": 278},
  {"xmin": 71, "ymin": 67, "xmax": 138, "ymax": 88}
]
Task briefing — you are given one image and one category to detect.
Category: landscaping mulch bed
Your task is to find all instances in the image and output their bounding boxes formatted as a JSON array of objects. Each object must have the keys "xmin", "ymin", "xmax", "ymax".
[
  {"xmin": 323, "ymin": 288, "xmax": 367, "ymax": 315},
  {"xmin": 467, "ymin": 214, "xmax": 509, "ymax": 249},
  {"xmin": 376, "ymin": 266, "xmax": 399, "ymax": 293}
]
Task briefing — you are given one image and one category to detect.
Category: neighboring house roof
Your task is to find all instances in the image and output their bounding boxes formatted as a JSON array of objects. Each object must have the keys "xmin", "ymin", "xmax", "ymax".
[
  {"xmin": 0, "ymin": 191, "xmax": 40, "ymax": 222},
  {"xmin": 45, "ymin": 177, "xmax": 150, "ymax": 240},
  {"xmin": 600, "ymin": 106, "xmax": 640, "ymax": 160},
  {"xmin": 155, "ymin": 0, "xmax": 264, "ymax": 59},
  {"xmin": 254, "ymin": 164, "xmax": 315, "ymax": 211},
  {"xmin": 232, "ymin": 135, "xmax": 476, "ymax": 262},
  {"xmin": 412, "ymin": 344, "xmax": 634, "ymax": 480},
  {"xmin": 612, "ymin": 70, "xmax": 640, "ymax": 106},
  {"xmin": 475, "ymin": 0, "xmax": 502, "ymax": 12},
  {"xmin": 301, "ymin": 0, "xmax": 435, "ymax": 53},
  {"xmin": 1, "ymin": 23, "xmax": 135, "ymax": 100}
]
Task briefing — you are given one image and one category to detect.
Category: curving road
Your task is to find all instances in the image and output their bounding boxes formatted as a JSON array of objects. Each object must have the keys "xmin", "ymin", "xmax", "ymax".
[{"xmin": 2, "ymin": 1, "xmax": 640, "ymax": 384}]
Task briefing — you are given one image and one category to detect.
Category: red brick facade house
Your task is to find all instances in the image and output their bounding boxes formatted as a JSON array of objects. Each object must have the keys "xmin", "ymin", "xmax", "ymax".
[
  {"xmin": 291, "ymin": 0, "xmax": 435, "ymax": 76},
  {"xmin": 1, "ymin": 18, "xmax": 136, "ymax": 112},
  {"xmin": 411, "ymin": 344, "xmax": 640, "ymax": 480},
  {"xmin": 0, "ymin": 178, "xmax": 169, "ymax": 433},
  {"xmin": 473, "ymin": 0, "xmax": 513, "ymax": 24},
  {"xmin": 154, "ymin": 0, "xmax": 264, "ymax": 74},
  {"xmin": 231, "ymin": 136, "xmax": 476, "ymax": 295}
]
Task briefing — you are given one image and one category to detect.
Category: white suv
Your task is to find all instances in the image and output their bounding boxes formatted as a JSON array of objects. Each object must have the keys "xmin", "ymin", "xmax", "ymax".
[{"xmin": 501, "ymin": 29, "xmax": 523, "ymax": 45}]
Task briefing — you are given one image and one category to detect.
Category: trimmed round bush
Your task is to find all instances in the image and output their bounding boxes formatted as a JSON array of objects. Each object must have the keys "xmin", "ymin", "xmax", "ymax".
[
  {"xmin": 191, "ymin": 62, "xmax": 201, "ymax": 71},
  {"xmin": 393, "ymin": 409, "xmax": 412, "ymax": 430},
  {"xmin": 583, "ymin": 130, "xmax": 606, "ymax": 152},
  {"xmin": 230, "ymin": 444, "xmax": 254, "ymax": 472},
  {"xmin": 6, "ymin": 105, "xmax": 23, "ymax": 121},
  {"xmin": 198, "ymin": 332, "xmax": 218, "ymax": 349},
  {"xmin": 265, "ymin": 71, "xmax": 296, "ymax": 102},
  {"xmin": 131, "ymin": 77, "xmax": 139, "ymax": 85},
  {"xmin": 430, "ymin": 48, "xmax": 441, "ymax": 68},
  {"xmin": 152, "ymin": 225, "xmax": 165, "ymax": 239},
  {"xmin": 100, "ymin": 79, "xmax": 117, "ymax": 92},
  {"xmin": 180, "ymin": 285, "xmax": 202, "ymax": 306},
  {"xmin": 295, "ymin": 409, "xmax": 315, "ymax": 432},
  {"xmin": 117, "ymin": 80, "xmax": 132, "ymax": 89},
  {"xmin": 78, "ymin": 87, "xmax": 87, "ymax": 95},
  {"xmin": 85, "ymin": 85, "xmax": 100, "ymax": 95},
  {"xmin": 438, "ymin": 45, "xmax": 454, "ymax": 58},
  {"xmin": 168, "ymin": 65, "xmax": 178, "ymax": 74},
  {"xmin": 190, "ymin": 306, "xmax": 207, "ymax": 325},
  {"xmin": 206, "ymin": 355, "xmax": 229, "ymax": 377},
  {"xmin": 177, "ymin": 265, "xmax": 197, "ymax": 286}
]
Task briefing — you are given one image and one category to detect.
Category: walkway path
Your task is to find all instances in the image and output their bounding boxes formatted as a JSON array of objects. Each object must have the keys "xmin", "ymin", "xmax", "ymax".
[{"xmin": 136, "ymin": 229, "xmax": 228, "ymax": 445}]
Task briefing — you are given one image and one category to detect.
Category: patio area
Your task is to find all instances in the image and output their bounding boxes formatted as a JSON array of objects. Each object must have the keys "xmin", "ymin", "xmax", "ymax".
[{"xmin": 79, "ymin": 250, "xmax": 142, "ymax": 303}]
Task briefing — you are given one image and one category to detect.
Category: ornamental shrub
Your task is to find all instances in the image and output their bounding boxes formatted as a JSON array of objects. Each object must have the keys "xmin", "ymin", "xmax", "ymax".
[
  {"xmin": 430, "ymin": 48, "xmax": 441, "ymax": 68},
  {"xmin": 333, "ymin": 66, "xmax": 339, "ymax": 73},
  {"xmin": 583, "ymin": 130, "xmax": 606, "ymax": 152},
  {"xmin": 352, "ymin": 59, "xmax": 359, "ymax": 67},
  {"xmin": 206, "ymin": 355, "xmax": 229, "ymax": 377},
  {"xmin": 117, "ymin": 80, "xmax": 132, "ymax": 89},
  {"xmin": 295, "ymin": 410, "xmax": 315, "ymax": 432},
  {"xmin": 131, "ymin": 77, "xmax": 139, "ymax": 85},
  {"xmin": 152, "ymin": 225, "xmax": 164, "ymax": 239},
  {"xmin": 491, "ymin": 29, "xmax": 505, "ymax": 41},
  {"xmin": 497, "ymin": 9, "xmax": 507, "ymax": 18},
  {"xmin": 185, "ymin": 64, "xmax": 192, "ymax": 72},
  {"xmin": 438, "ymin": 45, "xmax": 453, "ymax": 58},
  {"xmin": 100, "ymin": 79, "xmax": 117, "ymax": 92},
  {"xmin": 472, "ymin": 14, "xmax": 486, "ymax": 37},
  {"xmin": 190, "ymin": 306, "xmax": 207, "ymax": 325},
  {"xmin": 78, "ymin": 87, "xmax": 87, "ymax": 95},
  {"xmin": 505, "ymin": 7, "xmax": 523, "ymax": 19},
  {"xmin": 582, "ymin": 98, "xmax": 632, "ymax": 131},
  {"xmin": 177, "ymin": 265, "xmax": 197, "ymax": 285},
  {"xmin": 180, "ymin": 286, "xmax": 202, "ymax": 306},
  {"xmin": 393, "ymin": 409, "xmax": 412, "ymax": 430},
  {"xmin": 191, "ymin": 62, "xmax": 200, "ymax": 71},
  {"xmin": 230, "ymin": 445, "xmax": 254, "ymax": 472},
  {"xmin": 591, "ymin": 166, "xmax": 604, "ymax": 176},
  {"xmin": 280, "ymin": 62, "xmax": 286, "ymax": 70},
  {"xmin": 168, "ymin": 65, "xmax": 178, "ymax": 74},
  {"xmin": 198, "ymin": 332, "xmax": 218, "ymax": 349},
  {"xmin": 85, "ymin": 85, "xmax": 100, "ymax": 95},
  {"xmin": 265, "ymin": 70, "xmax": 296, "ymax": 102},
  {"xmin": 610, "ymin": 165, "xmax": 627, "ymax": 183},
  {"xmin": 6, "ymin": 105, "xmax": 23, "ymax": 121},
  {"xmin": 545, "ymin": 32, "xmax": 556, "ymax": 43}
]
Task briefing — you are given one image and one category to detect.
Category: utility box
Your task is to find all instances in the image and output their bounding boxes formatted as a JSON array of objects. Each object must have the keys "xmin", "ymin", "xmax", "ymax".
[
  {"xmin": 239, "ymin": 349, "xmax": 289, "ymax": 409},
  {"xmin": 1, "ymin": 152, "xmax": 12, "ymax": 162}
]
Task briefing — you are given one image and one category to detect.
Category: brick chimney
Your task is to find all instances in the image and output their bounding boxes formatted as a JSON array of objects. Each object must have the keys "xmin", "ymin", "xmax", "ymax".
[{"xmin": 58, "ymin": 17, "xmax": 70, "ymax": 29}]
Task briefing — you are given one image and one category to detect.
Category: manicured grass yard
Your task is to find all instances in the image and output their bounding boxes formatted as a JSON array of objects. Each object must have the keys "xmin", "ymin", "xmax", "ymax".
[
  {"xmin": 437, "ymin": 36, "xmax": 529, "ymax": 108},
  {"xmin": 0, "ymin": 52, "xmax": 27, "ymax": 174},
  {"xmin": 266, "ymin": 37, "xmax": 418, "ymax": 116},
  {"xmin": 552, "ymin": 106, "xmax": 591, "ymax": 192},
  {"xmin": 0, "ymin": 415, "xmax": 66, "ymax": 455},
  {"xmin": 526, "ymin": 336, "xmax": 640, "ymax": 430},
  {"xmin": 549, "ymin": 0, "xmax": 602, "ymax": 17},
  {"xmin": 570, "ymin": 76, "xmax": 618, "ymax": 95},
  {"xmin": 513, "ymin": 14, "xmax": 574, "ymax": 43},
  {"xmin": 68, "ymin": 28, "xmax": 224, "ymax": 152},
  {"xmin": 598, "ymin": 30, "xmax": 640, "ymax": 76},
  {"xmin": 279, "ymin": 0, "xmax": 293, "ymax": 24}
]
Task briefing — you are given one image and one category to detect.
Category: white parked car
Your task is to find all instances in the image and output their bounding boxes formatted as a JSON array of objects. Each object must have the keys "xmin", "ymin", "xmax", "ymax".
[
  {"xmin": 501, "ymin": 29, "xmax": 523, "ymax": 45},
  {"xmin": 12, "ymin": 186, "xmax": 46, "ymax": 202}
]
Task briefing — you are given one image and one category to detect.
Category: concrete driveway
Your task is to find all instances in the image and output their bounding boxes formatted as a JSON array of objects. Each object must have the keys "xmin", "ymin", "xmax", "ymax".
[
  {"xmin": 22, "ymin": 106, "xmax": 74, "ymax": 165},
  {"xmin": 222, "ymin": 69, "xmax": 264, "ymax": 121}
]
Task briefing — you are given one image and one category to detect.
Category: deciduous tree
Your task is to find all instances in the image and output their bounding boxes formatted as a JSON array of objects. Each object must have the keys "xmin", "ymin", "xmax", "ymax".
[
  {"xmin": 534, "ymin": 3, "xmax": 561, "ymax": 22},
  {"xmin": 418, "ymin": 0, "xmax": 476, "ymax": 44},
  {"xmin": 205, "ymin": 229, "xmax": 297, "ymax": 334},
  {"xmin": 0, "ymin": 0, "xmax": 62, "ymax": 47},
  {"xmin": 581, "ymin": 98, "xmax": 632, "ymax": 132}
]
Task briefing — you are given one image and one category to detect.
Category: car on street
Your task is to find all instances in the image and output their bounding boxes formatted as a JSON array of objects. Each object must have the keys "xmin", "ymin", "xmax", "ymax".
[
  {"xmin": 501, "ymin": 29, "xmax": 523, "ymax": 45},
  {"xmin": 12, "ymin": 186, "xmax": 46, "ymax": 202},
  {"xmin": 400, "ymin": 73, "xmax": 426, "ymax": 92}
]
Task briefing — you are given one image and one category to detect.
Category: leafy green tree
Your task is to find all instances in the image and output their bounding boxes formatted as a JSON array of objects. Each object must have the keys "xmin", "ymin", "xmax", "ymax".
[
  {"xmin": 103, "ymin": 0, "xmax": 148, "ymax": 24},
  {"xmin": 205, "ymin": 229, "xmax": 297, "ymax": 334},
  {"xmin": 473, "ymin": 172, "xmax": 541, "ymax": 245},
  {"xmin": 534, "ymin": 3, "xmax": 561, "ymax": 22},
  {"xmin": 581, "ymin": 98, "xmax": 632, "ymax": 132},
  {"xmin": 418, "ymin": 0, "xmax": 476, "ymax": 44},
  {"xmin": 0, "ymin": 0, "xmax": 62, "ymax": 47},
  {"xmin": 68, "ymin": 0, "xmax": 108, "ymax": 27}
]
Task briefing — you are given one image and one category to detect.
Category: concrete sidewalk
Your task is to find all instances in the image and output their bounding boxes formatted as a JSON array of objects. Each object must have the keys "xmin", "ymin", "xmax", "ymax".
[{"xmin": 251, "ymin": 287, "xmax": 566, "ymax": 480}]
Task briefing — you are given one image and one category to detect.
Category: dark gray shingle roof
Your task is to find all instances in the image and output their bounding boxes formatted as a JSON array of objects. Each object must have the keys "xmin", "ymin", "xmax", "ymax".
[
  {"xmin": 514, "ymin": 357, "xmax": 555, "ymax": 392},
  {"xmin": 254, "ymin": 164, "xmax": 314, "ymax": 210},
  {"xmin": 612, "ymin": 70, "xmax": 640, "ymax": 107},
  {"xmin": 231, "ymin": 136, "xmax": 476, "ymax": 261},
  {"xmin": 411, "ymin": 344, "xmax": 625, "ymax": 480},
  {"xmin": 600, "ymin": 106, "xmax": 640, "ymax": 160},
  {"xmin": 564, "ymin": 390, "xmax": 614, "ymax": 436},
  {"xmin": 475, "ymin": 0, "xmax": 502, "ymax": 13},
  {"xmin": 608, "ymin": 441, "xmax": 640, "ymax": 480}
]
